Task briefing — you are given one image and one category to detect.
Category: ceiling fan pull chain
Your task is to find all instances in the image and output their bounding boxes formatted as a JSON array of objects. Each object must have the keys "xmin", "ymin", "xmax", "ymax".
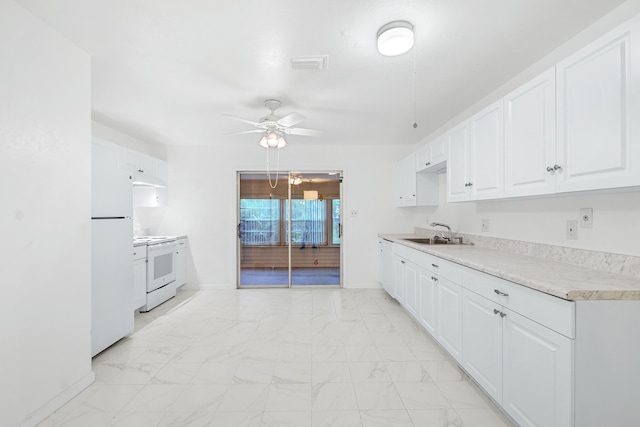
[{"xmin": 267, "ymin": 146, "xmax": 280, "ymax": 189}]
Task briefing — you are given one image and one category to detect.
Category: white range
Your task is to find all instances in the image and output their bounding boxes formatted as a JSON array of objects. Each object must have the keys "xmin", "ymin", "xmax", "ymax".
[{"xmin": 134, "ymin": 235, "xmax": 183, "ymax": 311}]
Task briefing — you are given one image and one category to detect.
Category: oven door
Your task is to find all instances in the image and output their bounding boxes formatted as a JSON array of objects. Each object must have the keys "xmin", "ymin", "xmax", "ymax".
[{"xmin": 147, "ymin": 241, "xmax": 177, "ymax": 292}]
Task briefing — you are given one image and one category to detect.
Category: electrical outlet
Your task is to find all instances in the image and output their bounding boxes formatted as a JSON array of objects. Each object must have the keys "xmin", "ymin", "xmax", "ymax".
[
  {"xmin": 350, "ymin": 210, "xmax": 358, "ymax": 217},
  {"xmin": 481, "ymin": 219, "xmax": 490, "ymax": 232},
  {"xmin": 580, "ymin": 208, "xmax": 593, "ymax": 228},
  {"xmin": 566, "ymin": 220, "xmax": 578, "ymax": 240}
]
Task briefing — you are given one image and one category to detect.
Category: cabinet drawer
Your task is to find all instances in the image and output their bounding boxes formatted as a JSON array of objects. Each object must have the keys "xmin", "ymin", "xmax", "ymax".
[
  {"xmin": 133, "ymin": 245, "xmax": 147, "ymax": 261},
  {"xmin": 394, "ymin": 244, "xmax": 463, "ymax": 282},
  {"xmin": 463, "ymin": 268, "xmax": 575, "ymax": 338}
]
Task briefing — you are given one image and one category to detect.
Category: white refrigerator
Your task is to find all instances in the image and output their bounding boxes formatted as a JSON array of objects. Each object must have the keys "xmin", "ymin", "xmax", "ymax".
[{"xmin": 91, "ymin": 141, "xmax": 134, "ymax": 357}]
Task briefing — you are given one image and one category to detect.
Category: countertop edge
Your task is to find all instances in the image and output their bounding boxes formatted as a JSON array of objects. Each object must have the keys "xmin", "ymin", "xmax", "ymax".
[{"xmin": 380, "ymin": 234, "xmax": 640, "ymax": 301}]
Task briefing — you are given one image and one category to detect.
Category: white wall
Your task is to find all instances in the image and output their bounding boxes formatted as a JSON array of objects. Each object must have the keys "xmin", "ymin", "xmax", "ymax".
[
  {"xmin": 413, "ymin": 175, "xmax": 640, "ymax": 256},
  {"xmin": 411, "ymin": 1, "xmax": 640, "ymax": 258},
  {"xmin": 152, "ymin": 143, "xmax": 412, "ymax": 288},
  {"xmin": 92, "ymin": 121, "xmax": 167, "ymax": 160},
  {"xmin": 0, "ymin": 1, "xmax": 93, "ymax": 426}
]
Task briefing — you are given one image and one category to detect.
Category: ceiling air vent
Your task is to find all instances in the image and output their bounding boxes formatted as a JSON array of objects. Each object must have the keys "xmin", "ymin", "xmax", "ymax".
[{"xmin": 290, "ymin": 55, "xmax": 328, "ymax": 71}]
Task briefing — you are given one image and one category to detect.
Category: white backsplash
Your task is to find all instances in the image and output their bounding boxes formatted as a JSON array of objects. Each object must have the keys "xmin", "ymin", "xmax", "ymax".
[{"xmin": 415, "ymin": 227, "xmax": 640, "ymax": 278}]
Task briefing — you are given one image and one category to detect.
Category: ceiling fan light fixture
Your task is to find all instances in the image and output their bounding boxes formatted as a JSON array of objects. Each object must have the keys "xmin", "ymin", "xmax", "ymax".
[
  {"xmin": 377, "ymin": 20, "xmax": 414, "ymax": 56},
  {"xmin": 259, "ymin": 131, "xmax": 287, "ymax": 149}
]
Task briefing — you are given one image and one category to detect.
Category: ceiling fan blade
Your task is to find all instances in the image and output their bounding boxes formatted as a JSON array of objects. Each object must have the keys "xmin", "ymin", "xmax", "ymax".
[
  {"xmin": 222, "ymin": 114, "xmax": 261, "ymax": 127},
  {"xmin": 287, "ymin": 127, "xmax": 324, "ymax": 137},
  {"xmin": 224, "ymin": 129, "xmax": 265, "ymax": 136},
  {"xmin": 277, "ymin": 112, "xmax": 305, "ymax": 127}
]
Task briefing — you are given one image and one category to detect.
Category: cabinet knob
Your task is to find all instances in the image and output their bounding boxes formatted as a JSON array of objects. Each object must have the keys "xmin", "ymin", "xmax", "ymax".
[
  {"xmin": 431, "ymin": 276, "xmax": 438, "ymax": 282},
  {"xmin": 425, "ymin": 162, "xmax": 431, "ymax": 166},
  {"xmin": 494, "ymin": 289, "xmax": 509, "ymax": 297},
  {"xmin": 493, "ymin": 309, "xmax": 500, "ymax": 315},
  {"xmin": 431, "ymin": 263, "xmax": 439, "ymax": 268},
  {"xmin": 546, "ymin": 166, "xmax": 554, "ymax": 172},
  {"xmin": 464, "ymin": 182, "xmax": 473, "ymax": 187},
  {"xmin": 401, "ymin": 260, "xmax": 405, "ymax": 264},
  {"xmin": 553, "ymin": 164, "xmax": 562, "ymax": 172},
  {"xmin": 138, "ymin": 169, "xmax": 144, "ymax": 173}
]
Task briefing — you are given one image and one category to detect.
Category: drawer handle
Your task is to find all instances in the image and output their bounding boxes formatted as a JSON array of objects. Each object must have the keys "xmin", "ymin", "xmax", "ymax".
[
  {"xmin": 494, "ymin": 289, "xmax": 509, "ymax": 297},
  {"xmin": 431, "ymin": 263, "xmax": 439, "ymax": 268},
  {"xmin": 493, "ymin": 309, "xmax": 500, "ymax": 315},
  {"xmin": 431, "ymin": 276, "xmax": 438, "ymax": 282}
]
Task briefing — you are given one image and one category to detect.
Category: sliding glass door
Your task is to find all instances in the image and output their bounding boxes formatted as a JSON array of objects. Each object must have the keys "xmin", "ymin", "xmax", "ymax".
[{"xmin": 238, "ymin": 171, "xmax": 342, "ymax": 288}]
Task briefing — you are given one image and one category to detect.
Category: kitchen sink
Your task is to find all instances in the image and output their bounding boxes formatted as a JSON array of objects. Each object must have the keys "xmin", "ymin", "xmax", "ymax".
[{"xmin": 402, "ymin": 237, "xmax": 468, "ymax": 245}]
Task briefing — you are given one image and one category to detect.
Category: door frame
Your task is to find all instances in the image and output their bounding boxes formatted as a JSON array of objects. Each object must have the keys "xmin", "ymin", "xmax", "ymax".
[{"xmin": 236, "ymin": 170, "xmax": 343, "ymax": 289}]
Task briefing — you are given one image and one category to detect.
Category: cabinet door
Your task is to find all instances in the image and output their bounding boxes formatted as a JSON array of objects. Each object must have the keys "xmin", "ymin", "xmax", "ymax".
[
  {"xmin": 430, "ymin": 136, "xmax": 447, "ymax": 165},
  {"xmin": 395, "ymin": 157, "xmax": 416, "ymax": 207},
  {"xmin": 393, "ymin": 255, "xmax": 406, "ymax": 304},
  {"xmin": 418, "ymin": 269, "xmax": 437, "ymax": 336},
  {"xmin": 175, "ymin": 248, "xmax": 186, "ymax": 288},
  {"xmin": 436, "ymin": 277, "xmax": 463, "ymax": 362},
  {"xmin": 404, "ymin": 261, "xmax": 418, "ymax": 317},
  {"xmin": 120, "ymin": 148, "xmax": 140, "ymax": 173},
  {"xmin": 469, "ymin": 100, "xmax": 504, "ymax": 200},
  {"xmin": 415, "ymin": 144, "xmax": 431, "ymax": 172},
  {"xmin": 556, "ymin": 16, "xmax": 640, "ymax": 193},
  {"xmin": 378, "ymin": 242, "xmax": 394, "ymax": 297},
  {"xmin": 446, "ymin": 122, "xmax": 471, "ymax": 202},
  {"xmin": 402, "ymin": 154, "xmax": 417, "ymax": 205},
  {"xmin": 462, "ymin": 290, "xmax": 503, "ymax": 402},
  {"xmin": 504, "ymin": 68, "xmax": 557, "ymax": 197},
  {"xmin": 503, "ymin": 308, "xmax": 572, "ymax": 427},
  {"xmin": 133, "ymin": 257, "xmax": 147, "ymax": 310}
]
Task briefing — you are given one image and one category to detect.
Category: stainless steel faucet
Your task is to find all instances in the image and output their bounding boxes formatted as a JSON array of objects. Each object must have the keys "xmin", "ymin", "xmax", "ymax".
[{"xmin": 430, "ymin": 222, "xmax": 453, "ymax": 241}]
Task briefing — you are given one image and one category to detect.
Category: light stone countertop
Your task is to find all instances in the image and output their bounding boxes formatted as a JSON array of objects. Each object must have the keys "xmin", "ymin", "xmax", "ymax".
[{"xmin": 380, "ymin": 234, "xmax": 640, "ymax": 301}]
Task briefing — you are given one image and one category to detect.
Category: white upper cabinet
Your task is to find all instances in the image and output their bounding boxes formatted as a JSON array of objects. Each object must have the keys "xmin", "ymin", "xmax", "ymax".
[
  {"xmin": 446, "ymin": 122, "xmax": 471, "ymax": 202},
  {"xmin": 415, "ymin": 144, "xmax": 431, "ymax": 172},
  {"xmin": 448, "ymin": 100, "xmax": 503, "ymax": 202},
  {"xmin": 396, "ymin": 152, "xmax": 439, "ymax": 207},
  {"xmin": 396, "ymin": 153, "xmax": 416, "ymax": 206},
  {"xmin": 469, "ymin": 100, "xmax": 504, "ymax": 200},
  {"xmin": 504, "ymin": 68, "xmax": 557, "ymax": 197},
  {"xmin": 416, "ymin": 136, "xmax": 448, "ymax": 173},
  {"xmin": 556, "ymin": 16, "xmax": 640, "ymax": 193}
]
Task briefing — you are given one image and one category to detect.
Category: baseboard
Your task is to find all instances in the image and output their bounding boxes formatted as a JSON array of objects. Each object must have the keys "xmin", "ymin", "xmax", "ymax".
[
  {"xmin": 343, "ymin": 282, "xmax": 382, "ymax": 289},
  {"xmin": 182, "ymin": 283, "xmax": 236, "ymax": 290},
  {"xmin": 21, "ymin": 371, "xmax": 95, "ymax": 427}
]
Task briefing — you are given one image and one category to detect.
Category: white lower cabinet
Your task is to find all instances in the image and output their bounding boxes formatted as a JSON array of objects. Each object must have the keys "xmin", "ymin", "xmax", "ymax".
[
  {"xmin": 462, "ymin": 289, "xmax": 503, "ymax": 402},
  {"xmin": 502, "ymin": 308, "xmax": 572, "ymax": 427},
  {"xmin": 174, "ymin": 237, "xmax": 187, "ymax": 288},
  {"xmin": 417, "ymin": 269, "xmax": 437, "ymax": 336},
  {"xmin": 378, "ymin": 239, "xmax": 394, "ymax": 297},
  {"xmin": 404, "ymin": 261, "xmax": 418, "ymax": 317},
  {"xmin": 133, "ymin": 246, "xmax": 147, "ymax": 311},
  {"xmin": 393, "ymin": 254, "xmax": 406, "ymax": 305},
  {"xmin": 381, "ymin": 241, "xmax": 640, "ymax": 426},
  {"xmin": 393, "ymin": 253, "xmax": 419, "ymax": 317},
  {"xmin": 435, "ymin": 277, "xmax": 463, "ymax": 363}
]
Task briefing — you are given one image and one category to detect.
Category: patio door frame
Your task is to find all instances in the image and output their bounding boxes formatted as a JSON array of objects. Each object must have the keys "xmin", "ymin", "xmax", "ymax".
[{"xmin": 236, "ymin": 170, "xmax": 343, "ymax": 288}]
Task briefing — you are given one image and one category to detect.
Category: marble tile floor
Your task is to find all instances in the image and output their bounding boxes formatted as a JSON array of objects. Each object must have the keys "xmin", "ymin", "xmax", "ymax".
[{"xmin": 38, "ymin": 289, "xmax": 515, "ymax": 427}]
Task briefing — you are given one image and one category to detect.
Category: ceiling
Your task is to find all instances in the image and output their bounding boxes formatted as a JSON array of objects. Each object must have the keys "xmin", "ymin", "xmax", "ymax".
[{"xmin": 18, "ymin": 0, "xmax": 627, "ymax": 147}]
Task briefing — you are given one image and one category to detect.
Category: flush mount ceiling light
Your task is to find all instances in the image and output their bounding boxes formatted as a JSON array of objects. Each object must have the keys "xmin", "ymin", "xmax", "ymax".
[{"xmin": 377, "ymin": 20, "xmax": 414, "ymax": 56}]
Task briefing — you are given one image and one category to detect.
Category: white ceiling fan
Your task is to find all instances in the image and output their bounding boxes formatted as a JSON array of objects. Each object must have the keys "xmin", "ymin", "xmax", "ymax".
[{"xmin": 224, "ymin": 99, "xmax": 323, "ymax": 148}]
